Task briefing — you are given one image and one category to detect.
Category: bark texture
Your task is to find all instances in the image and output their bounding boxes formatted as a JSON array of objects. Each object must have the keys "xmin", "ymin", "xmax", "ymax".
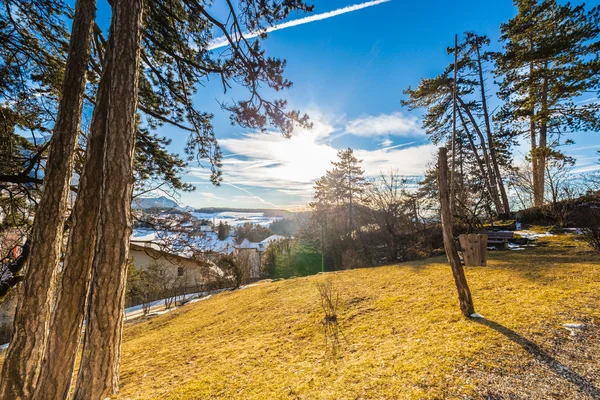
[
  {"xmin": 437, "ymin": 147, "xmax": 476, "ymax": 317},
  {"xmin": 475, "ymin": 45, "xmax": 510, "ymax": 215},
  {"xmin": 534, "ymin": 72, "xmax": 549, "ymax": 208},
  {"xmin": 72, "ymin": 0, "xmax": 144, "ymax": 397},
  {"xmin": 457, "ymin": 108, "xmax": 499, "ymax": 210},
  {"xmin": 33, "ymin": 17, "xmax": 114, "ymax": 400},
  {"xmin": 458, "ymin": 97, "xmax": 504, "ymax": 215},
  {"xmin": 0, "ymin": 0, "xmax": 95, "ymax": 396},
  {"xmin": 527, "ymin": 49, "xmax": 544, "ymax": 208}
]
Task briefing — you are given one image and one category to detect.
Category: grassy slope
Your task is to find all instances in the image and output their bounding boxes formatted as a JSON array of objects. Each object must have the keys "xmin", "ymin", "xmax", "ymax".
[{"xmin": 113, "ymin": 234, "xmax": 599, "ymax": 399}]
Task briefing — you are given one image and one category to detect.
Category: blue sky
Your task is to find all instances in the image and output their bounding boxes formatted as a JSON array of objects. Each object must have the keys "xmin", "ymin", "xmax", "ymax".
[{"xmin": 94, "ymin": 0, "xmax": 600, "ymax": 209}]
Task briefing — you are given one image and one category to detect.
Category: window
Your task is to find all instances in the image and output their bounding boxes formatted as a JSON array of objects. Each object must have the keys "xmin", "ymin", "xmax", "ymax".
[{"xmin": 177, "ymin": 266, "xmax": 184, "ymax": 277}]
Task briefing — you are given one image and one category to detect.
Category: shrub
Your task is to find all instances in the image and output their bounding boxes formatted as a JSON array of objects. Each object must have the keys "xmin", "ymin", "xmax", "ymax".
[
  {"xmin": 574, "ymin": 206, "xmax": 600, "ymax": 252},
  {"xmin": 217, "ymin": 254, "xmax": 247, "ymax": 289},
  {"xmin": 316, "ymin": 280, "xmax": 344, "ymax": 356}
]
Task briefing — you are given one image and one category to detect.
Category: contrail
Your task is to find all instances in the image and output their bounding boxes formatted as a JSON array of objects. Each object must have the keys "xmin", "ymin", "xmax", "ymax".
[
  {"xmin": 208, "ymin": 0, "xmax": 391, "ymax": 50},
  {"xmin": 222, "ymin": 182, "xmax": 280, "ymax": 208},
  {"xmin": 186, "ymin": 177, "xmax": 280, "ymax": 207}
]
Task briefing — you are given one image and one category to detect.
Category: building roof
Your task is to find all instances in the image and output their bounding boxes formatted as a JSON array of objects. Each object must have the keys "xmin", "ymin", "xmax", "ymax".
[
  {"xmin": 131, "ymin": 229, "xmax": 236, "ymax": 258},
  {"xmin": 235, "ymin": 235, "xmax": 286, "ymax": 252}
]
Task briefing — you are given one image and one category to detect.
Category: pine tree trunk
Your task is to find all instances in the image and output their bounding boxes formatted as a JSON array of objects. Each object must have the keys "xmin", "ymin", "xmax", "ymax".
[
  {"xmin": 534, "ymin": 72, "xmax": 549, "ymax": 208},
  {"xmin": 530, "ymin": 116, "xmax": 539, "ymax": 207},
  {"xmin": 72, "ymin": 0, "xmax": 143, "ymax": 397},
  {"xmin": 0, "ymin": 0, "xmax": 95, "ymax": 396},
  {"xmin": 534, "ymin": 132, "xmax": 546, "ymax": 207},
  {"xmin": 437, "ymin": 147, "xmax": 475, "ymax": 318},
  {"xmin": 458, "ymin": 109, "xmax": 498, "ymax": 208},
  {"xmin": 33, "ymin": 16, "xmax": 115, "ymax": 399},
  {"xmin": 475, "ymin": 45, "xmax": 510, "ymax": 215},
  {"xmin": 535, "ymin": 128, "xmax": 546, "ymax": 207},
  {"xmin": 528, "ymin": 44, "xmax": 543, "ymax": 208},
  {"xmin": 458, "ymin": 97, "xmax": 503, "ymax": 215}
]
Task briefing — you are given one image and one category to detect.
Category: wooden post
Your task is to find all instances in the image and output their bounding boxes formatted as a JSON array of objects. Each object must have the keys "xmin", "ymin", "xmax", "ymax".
[
  {"xmin": 438, "ymin": 147, "xmax": 476, "ymax": 317},
  {"xmin": 458, "ymin": 234, "xmax": 488, "ymax": 266}
]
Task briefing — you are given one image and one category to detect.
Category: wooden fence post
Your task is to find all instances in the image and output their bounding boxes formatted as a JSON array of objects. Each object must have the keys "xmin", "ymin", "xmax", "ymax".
[{"xmin": 437, "ymin": 147, "xmax": 476, "ymax": 317}]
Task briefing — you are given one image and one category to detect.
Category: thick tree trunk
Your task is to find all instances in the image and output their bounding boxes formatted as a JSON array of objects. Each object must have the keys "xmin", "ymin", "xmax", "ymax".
[
  {"xmin": 348, "ymin": 171, "xmax": 353, "ymax": 233},
  {"xmin": 437, "ymin": 147, "xmax": 475, "ymax": 317},
  {"xmin": 534, "ymin": 130, "xmax": 547, "ymax": 207},
  {"xmin": 527, "ymin": 47, "xmax": 543, "ymax": 208},
  {"xmin": 33, "ymin": 17, "xmax": 115, "ymax": 400},
  {"xmin": 536, "ymin": 129, "xmax": 547, "ymax": 205},
  {"xmin": 530, "ymin": 116, "xmax": 539, "ymax": 206},
  {"xmin": 534, "ymin": 72, "xmax": 549, "ymax": 208},
  {"xmin": 0, "ymin": 0, "xmax": 95, "ymax": 397},
  {"xmin": 475, "ymin": 45, "xmax": 510, "ymax": 215},
  {"xmin": 73, "ymin": 0, "xmax": 144, "ymax": 397}
]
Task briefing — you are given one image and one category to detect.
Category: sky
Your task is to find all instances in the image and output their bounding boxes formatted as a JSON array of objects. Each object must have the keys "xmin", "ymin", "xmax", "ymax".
[{"xmin": 95, "ymin": 0, "xmax": 600, "ymax": 210}]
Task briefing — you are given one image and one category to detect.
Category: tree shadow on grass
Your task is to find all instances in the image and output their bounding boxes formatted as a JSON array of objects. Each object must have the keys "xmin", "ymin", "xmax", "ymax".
[{"xmin": 474, "ymin": 318, "xmax": 600, "ymax": 399}]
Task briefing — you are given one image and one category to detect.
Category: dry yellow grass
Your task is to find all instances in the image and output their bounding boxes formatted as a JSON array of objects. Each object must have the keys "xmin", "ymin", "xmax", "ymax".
[{"xmin": 113, "ymin": 233, "xmax": 600, "ymax": 399}]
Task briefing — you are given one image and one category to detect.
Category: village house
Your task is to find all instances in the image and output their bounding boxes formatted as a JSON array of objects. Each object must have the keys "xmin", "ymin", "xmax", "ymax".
[
  {"xmin": 234, "ymin": 235, "xmax": 286, "ymax": 279},
  {"xmin": 189, "ymin": 219, "xmax": 214, "ymax": 236},
  {"xmin": 129, "ymin": 238, "xmax": 224, "ymax": 297}
]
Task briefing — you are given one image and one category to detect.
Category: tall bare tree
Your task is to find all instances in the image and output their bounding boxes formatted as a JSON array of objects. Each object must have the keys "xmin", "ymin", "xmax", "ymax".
[{"xmin": 365, "ymin": 170, "xmax": 413, "ymax": 261}]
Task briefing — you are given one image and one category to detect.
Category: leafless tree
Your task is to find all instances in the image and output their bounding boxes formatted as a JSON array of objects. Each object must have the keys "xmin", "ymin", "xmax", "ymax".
[
  {"xmin": 316, "ymin": 280, "xmax": 345, "ymax": 357},
  {"xmin": 217, "ymin": 253, "xmax": 248, "ymax": 290}
]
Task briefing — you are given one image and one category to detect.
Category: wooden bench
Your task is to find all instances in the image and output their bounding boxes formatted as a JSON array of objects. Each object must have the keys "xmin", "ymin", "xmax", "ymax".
[{"xmin": 481, "ymin": 231, "xmax": 514, "ymax": 249}]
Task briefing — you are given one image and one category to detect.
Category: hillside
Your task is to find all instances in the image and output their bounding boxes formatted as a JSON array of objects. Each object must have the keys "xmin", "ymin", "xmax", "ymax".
[
  {"xmin": 132, "ymin": 196, "xmax": 180, "ymax": 210},
  {"xmin": 110, "ymin": 232, "xmax": 600, "ymax": 399}
]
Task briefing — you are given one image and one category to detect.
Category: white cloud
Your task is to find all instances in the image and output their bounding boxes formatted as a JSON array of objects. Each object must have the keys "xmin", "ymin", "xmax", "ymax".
[
  {"xmin": 572, "ymin": 164, "xmax": 600, "ymax": 174},
  {"xmin": 345, "ymin": 112, "xmax": 423, "ymax": 137},
  {"xmin": 575, "ymin": 97, "xmax": 599, "ymax": 105},
  {"xmin": 570, "ymin": 144, "xmax": 600, "ymax": 152},
  {"xmin": 357, "ymin": 144, "xmax": 436, "ymax": 176},
  {"xmin": 208, "ymin": 0, "xmax": 391, "ymax": 50},
  {"xmin": 187, "ymin": 112, "xmax": 434, "ymax": 203},
  {"xmin": 380, "ymin": 138, "xmax": 393, "ymax": 147}
]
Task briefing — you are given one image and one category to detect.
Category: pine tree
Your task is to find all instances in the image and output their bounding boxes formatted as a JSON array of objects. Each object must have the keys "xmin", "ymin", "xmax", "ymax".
[
  {"xmin": 495, "ymin": 0, "xmax": 600, "ymax": 207},
  {"xmin": 0, "ymin": 0, "xmax": 96, "ymax": 396},
  {"xmin": 331, "ymin": 148, "xmax": 368, "ymax": 231},
  {"xmin": 309, "ymin": 148, "xmax": 367, "ymax": 269},
  {"xmin": 462, "ymin": 33, "xmax": 510, "ymax": 215},
  {"xmin": 310, "ymin": 175, "xmax": 335, "ymax": 271},
  {"xmin": 3, "ymin": 0, "xmax": 314, "ymax": 397},
  {"xmin": 218, "ymin": 221, "xmax": 230, "ymax": 241},
  {"xmin": 71, "ymin": 1, "xmax": 144, "ymax": 395},
  {"xmin": 402, "ymin": 34, "xmax": 512, "ymax": 217}
]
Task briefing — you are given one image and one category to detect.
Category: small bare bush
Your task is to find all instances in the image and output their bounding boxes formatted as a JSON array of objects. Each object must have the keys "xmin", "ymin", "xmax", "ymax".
[{"xmin": 316, "ymin": 280, "xmax": 345, "ymax": 356}]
